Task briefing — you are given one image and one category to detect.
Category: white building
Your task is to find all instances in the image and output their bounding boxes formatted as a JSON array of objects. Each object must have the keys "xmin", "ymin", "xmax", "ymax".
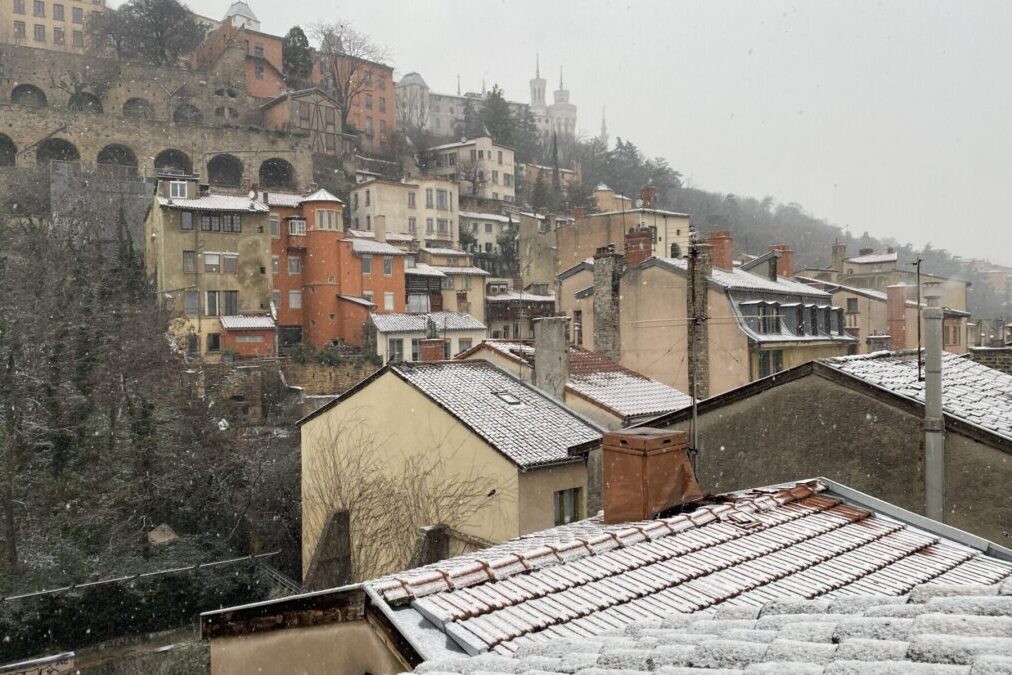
[
  {"xmin": 419, "ymin": 137, "xmax": 516, "ymax": 203},
  {"xmin": 460, "ymin": 211, "xmax": 513, "ymax": 254}
]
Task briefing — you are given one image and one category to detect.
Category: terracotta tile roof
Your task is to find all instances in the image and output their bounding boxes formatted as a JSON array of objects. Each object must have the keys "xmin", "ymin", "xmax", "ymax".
[
  {"xmin": 469, "ymin": 341, "xmax": 692, "ymax": 420},
  {"xmin": 390, "ymin": 361, "xmax": 602, "ymax": 469},
  {"xmin": 370, "ymin": 481, "xmax": 1012, "ymax": 657},
  {"xmin": 822, "ymin": 351, "xmax": 1012, "ymax": 441}
]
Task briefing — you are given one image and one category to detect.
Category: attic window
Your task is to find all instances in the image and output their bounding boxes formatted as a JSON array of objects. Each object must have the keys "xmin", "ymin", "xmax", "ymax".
[{"xmin": 493, "ymin": 391, "xmax": 521, "ymax": 405}]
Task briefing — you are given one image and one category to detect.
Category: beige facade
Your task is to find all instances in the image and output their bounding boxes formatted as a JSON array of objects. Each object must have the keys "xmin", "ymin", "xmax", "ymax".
[
  {"xmin": 350, "ymin": 177, "xmax": 457, "ymax": 247},
  {"xmin": 556, "ymin": 210, "xmax": 691, "ymax": 276},
  {"xmin": 419, "ymin": 248, "xmax": 488, "ymax": 320},
  {"xmin": 460, "ymin": 210, "xmax": 513, "ymax": 255},
  {"xmin": 374, "ymin": 326, "xmax": 487, "ymax": 364},
  {"xmin": 1, "ymin": 0, "xmax": 104, "ymax": 53},
  {"xmin": 422, "ymin": 136, "xmax": 516, "ymax": 203},
  {"xmin": 143, "ymin": 178, "xmax": 272, "ymax": 360},
  {"xmin": 592, "ymin": 185, "xmax": 633, "ymax": 212},
  {"xmin": 299, "ymin": 369, "xmax": 588, "ymax": 580}
]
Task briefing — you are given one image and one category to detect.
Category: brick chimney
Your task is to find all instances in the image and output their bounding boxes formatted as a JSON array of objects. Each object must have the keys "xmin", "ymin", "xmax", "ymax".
[
  {"xmin": 687, "ymin": 243, "xmax": 712, "ymax": 400},
  {"xmin": 602, "ymin": 428, "xmax": 705, "ymax": 524},
  {"xmin": 593, "ymin": 245, "xmax": 623, "ymax": 362},
  {"xmin": 569, "ymin": 206, "xmax": 586, "ymax": 221},
  {"xmin": 768, "ymin": 244, "xmax": 794, "ymax": 278},
  {"xmin": 886, "ymin": 284, "xmax": 908, "ymax": 351},
  {"xmin": 533, "ymin": 317, "xmax": 569, "ymax": 400},
  {"xmin": 625, "ymin": 227, "xmax": 653, "ymax": 267},
  {"xmin": 419, "ymin": 338, "xmax": 445, "ymax": 362},
  {"xmin": 832, "ymin": 242, "xmax": 847, "ymax": 272},
  {"xmin": 639, "ymin": 185, "xmax": 657, "ymax": 208},
  {"xmin": 706, "ymin": 231, "xmax": 733, "ymax": 271}
]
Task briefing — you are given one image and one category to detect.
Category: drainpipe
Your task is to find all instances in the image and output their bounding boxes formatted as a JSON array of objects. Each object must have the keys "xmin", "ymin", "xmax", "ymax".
[{"xmin": 923, "ymin": 281, "xmax": 945, "ymax": 522}]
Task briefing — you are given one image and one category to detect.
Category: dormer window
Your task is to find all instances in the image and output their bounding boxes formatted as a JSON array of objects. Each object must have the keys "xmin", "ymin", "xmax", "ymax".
[{"xmin": 169, "ymin": 181, "xmax": 187, "ymax": 199}]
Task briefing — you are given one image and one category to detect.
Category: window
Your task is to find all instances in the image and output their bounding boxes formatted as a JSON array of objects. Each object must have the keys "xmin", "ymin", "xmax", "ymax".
[
  {"xmin": 253, "ymin": 43, "xmax": 264, "ymax": 57},
  {"xmin": 269, "ymin": 214, "xmax": 280, "ymax": 237},
  {"xmin": 169, "ymin": 181, "xmax": 187, "ymax": 198},
  {"xmin": 384, "ymin": 291, "xmax": 394, "ymax": 310},
  {"xmin": 13, "ymin": 0, "xmax": 24, "ymax": 14},
  {"xmin": 223, "ymin": 254, "xmax": 238, "ymax": 274},
  {"xmin": 408, "ymin": 217, "xmax": 416, "ymax": 233},
  {"xmin": 182, "ymin": 250, "xmax": 196, "ymax": 273},
  {"xmin": 205, "ymin": 291, "xmax": 219, "ymax": 315},
  {"xmin": 222, "ymin": 214, "xmax": 242, "ymax": 233},
  {"xmin": 361, "ymin": 254, "xmax": 373, "ymax": 274},
  {"xmin": 72, "ymin": 6, "xmax": 82, "ymax": 23},
  {"xmin": 846, "ymin": 298, "xmax": 859, "ymax": 314},
  {"xmin": 204, "ymin": 253, "xmax": 220, "ymax": 273},
  {"xmin": 353, "ymin": 193, "xmax": 359, "ymax": 209},
  {"xmin": 366, "ymin": 215, "xmax": 371, "ymax": 230},
  {"xmin": 206, "ymin": 333, "xmax": 221, "ymax": 353},
  {"xmin": 408, "ymin": 192, "xmax": 416, "ymax": 208},
  {"xmin": 497, "ymin": 150, "xmax": 503, "ymax": 165},
  {"xmin": 53, "ymin": 27, "xmax": 63, "ymax": 44},
  {"xmin": 484, "ymin": 242, "xmax": 492, "ymax": 253},
  {"xmin": 222, "ymin": 290, "xmax": 239, "ymax": 315},
  {"xmin": 32, "ymin": 0, "xmax": 43, "ymax": 17},
  {"xmin": 53, "ymin": 3, "xmax": 63, "ymax": 19},
  {"xmin": 492, "ymin": 170, "xmax": 499, "ymax": 184},
  {"xmin": 33, "ymin": 23, "xmax": 44, "ymax": 41},
  {"xmin": 288, "ymin": 290, "xmax": 302, "ymax": 309},
  {"xmin": 383, "ymin": 256, "xmax": 393, "ymax": 276},
  {"xmin": 504, "ymin": 174, "xmax": 513, "ymax": 187},
  {"xmin": 553, "ymin": 488, "xmax": 581, "ymax": 526},
  {"xmin": 441, "ymin": 277, "xmax": 453, "ymax": 290},
  {"xmin": 478, "ymin": 150, "xmax": 484, "ymax": 160},
  {"xmin": 271, "ymin": 255, "xmax": 279, "ymax": 274},
  {"xmin": 13, "ymin": 21, "xmax": 25, "ymax": 38},
  {"xmin": 362, "ymin": 290, "xmax": 374, "ymax": 303},
  {"xmin": 411, "ymin": 338, "xmax": 421, "ymax": 362},
  {"xmin": 436, "ymin": 189, "xmax": 448, "ymax": 209},
  {"xmin": 437, "ymin": 219, "xmax": 448, "ymax": 234},
  {"xmin": 387, "ymin": 338, "xmax": 404, "ymax": 362},
  {"xmin": 365, "ymin": 117, "xmax": 372, "ymax": 133},
  {"xmin": 573, "ymin": 310, "xmax": 583, "ymax": 346},
  {"xmin": 288, "ymin": 219, "xmax": 306, "ymax": 236},
  {"xmin": 485, "ymin": 222, "xmax": 493, "ymax": 233},
  {"xmin": 318, "ymin": 209, "xmax": 339, "ymax": 230},
  {"xmin": 378, "ymin": 97, "xmax": 386, "ymax": 113},
  {"xmin": 271, "ymin": 289, "xmax": 280, "ymax": 308},
  {"xmin": 180, "ymin": 211, "xmax": 193, "ymax": 230},
  {"xmin": 758, "ymin": 350, "xmax": 784, "ymax": 378},
  {"xmin": 72, "ymin": 30, "xmax": 82, "ymax": 47},
  {"xmin": 254, "ymin": 63, "xmax": 264, "ymax": 79},
  {"xmin": 184, "ymin": 291, "xmax": 198, "ymax": 316},
  {"xmin": 364, "ymin": 189, "xmax": 371, "ymax": 207},
  {"xmin": 425, "ymin": 188, "xmax": 434, "ymax": 208},
  {"xmin": 426, "ymin": 218, "xmax": 434, "ymax": 234},
  {"xmin": 200, "ymin": 214, "xmax": 221, "ymax": 232},
  {"xmin": 458, "ymin": 338, "xmax": 472, "ymax": 354},
  {"xmin": 365, "ymin": 93, "xmax": 373, "ymax": 110}
]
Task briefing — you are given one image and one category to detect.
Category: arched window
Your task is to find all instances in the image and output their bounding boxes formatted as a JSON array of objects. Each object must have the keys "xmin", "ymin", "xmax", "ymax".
[
  {"xmin": 11, "ymin": 84, "xmax": 47, "ymax": 108},
  {"xmin": 0, "ymin": 134, "xmax": 16, "ymax": 167},
  {"xmin": 37, "ymin": 138, "xmax": 80, "ymax": 165},
  {"xmin": 670, "ymin": 243, "xmax": 682, "ymax": 258},
  {"xmin": 154, "ymin": 149, "xmax": 192, "ymax": 175},
  {"xmin": 207, "ymin": 154, "xmax": 243, "ymax": 187},
  {"xmin": 259, "ymin": 158, "xmax": 295, "ymax": 189},
  {"xmin": 123, "ymin": 97, "xmax": 153, "ymax": 119},
  {"xmin": 97, "ymin": 144, "xmax": 138, "ymax": 174},
  {"xmin": 173, "ymin": 103, "xmax": 203, "ymax": 125}
]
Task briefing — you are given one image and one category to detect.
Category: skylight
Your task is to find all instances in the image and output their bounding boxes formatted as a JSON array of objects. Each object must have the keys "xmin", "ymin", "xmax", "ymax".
[{"xmin": 493, "ymin": 391, "xmax": 521, "ymax": 405}]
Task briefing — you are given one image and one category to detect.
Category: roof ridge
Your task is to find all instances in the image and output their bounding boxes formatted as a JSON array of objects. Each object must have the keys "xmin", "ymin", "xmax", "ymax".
[{"xmin": 372, "ymin": 481, "xmax": 828, "ymax": 605}]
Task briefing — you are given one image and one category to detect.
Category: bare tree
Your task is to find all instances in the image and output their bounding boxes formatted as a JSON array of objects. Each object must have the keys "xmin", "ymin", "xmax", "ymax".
[
  {"xmin": 312, "ymin": 22, "xmax": 390, "ymax": 130},
  {"xmin": 303, "ymin": 414, "xmax": 513, "ymax": 581},
  {"xmin": 457, "ymin": 158, "xmax": 489, "ymax": 197}
]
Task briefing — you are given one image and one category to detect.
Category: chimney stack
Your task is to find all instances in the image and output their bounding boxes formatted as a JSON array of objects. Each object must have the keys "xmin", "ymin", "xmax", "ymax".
[
  {"xmin": 832, "ymin": 242, "xmax": 847, "ymax": 272},
  {"xmin": 923, "ymin": 281, "xmax": 945, "ymax": 522},
  {"xmin": 592, "ymin": 245, "xmax": 623, "ymax": 362},
  {"xmin": 886, "ymin": 284, "xmax": 908, "ymax": 350},
  {"xmin": 602, "ymin": 428, "xmax": 705, "ymax": 524},
  {"xmin": 639, "ymin": 185, "xmax": 657, "ymax": 208},
  {"xmin": 375, "ymin": 214, "xmax": 387, "ymax": 242},
  {"xmin": 687, "ymin": 242, "xmax": 712, "ymax": 400},
  {"xmin": 419, "ymin": 338, "xmax": 445, "ymax": 362},
  {"xmin": 533, "ymin": 317, "xmax": 570, "ymax": 400},
  {"xmin": 768, "ymin": 244, "xmax": 794, "ymax": 278},
  {"xmin": 859, "ymin": 247, "xmax": 874, "ymax": 256},
  {"xmin": 706, "ymin": 231, "xmax": 734, "ymax": 271},
  {"xmin": 624, "ymin": 227, "xmax": 653, "ymax": 267}
]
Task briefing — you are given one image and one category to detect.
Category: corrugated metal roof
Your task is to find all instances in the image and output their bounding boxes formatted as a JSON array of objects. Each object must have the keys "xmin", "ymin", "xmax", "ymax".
[
  {"xmin": 390, "ymin": 360, "xmax": 601, "ymax": 469},
  {"xmin": 370, "ymin": 312, "xmax": 486, "ymax": 333},
  {"xmin": 822, "ymin": 351, "xmax": 1012, "ymax": 441},
  {"xmin": 219, "ymin": 315, "xmax": 275, "ymax": 330},
  {"xmin": 370, "ymin": 480, "xmax": 1012, "ymax": 658}
]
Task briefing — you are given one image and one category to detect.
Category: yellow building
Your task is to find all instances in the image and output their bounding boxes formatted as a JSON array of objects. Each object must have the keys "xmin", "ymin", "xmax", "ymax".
[
  {"xmin": 298, "ymin": 359, "xmax": 601, "ymax": 581},
  {"xmin": 349, "ymin": 177, "xmax": 458, "ymax": 248},
  {"xmin": 144, "ymin": 175, "xmax": 274, "ymax": 360},
  {"xmin": 1, "ymin": 0, "xmax": 105, "ymax": 52},
  {"xmin": 418, "ymin": 247, "xmax": 488, "ymax": 319}
]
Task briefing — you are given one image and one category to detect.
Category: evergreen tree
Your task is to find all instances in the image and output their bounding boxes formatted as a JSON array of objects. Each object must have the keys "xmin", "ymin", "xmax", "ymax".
[
  {"xmin": 551, "ymin": 133, "xmax": 562, "ymax": 193},
  {"xmin": 480, "ymin": 85, "xmax": 515, "ymax": 147},
  {"xmin": 282, "ymin": 26, "xmax": 313, "ymax": 85},
  {"xmin": 512, "ymin": 108, "xmax": 543, "ymax": 164},
  {"xmin": 459, "ymin": 98, "xmax": 483, "ymax": 139}
]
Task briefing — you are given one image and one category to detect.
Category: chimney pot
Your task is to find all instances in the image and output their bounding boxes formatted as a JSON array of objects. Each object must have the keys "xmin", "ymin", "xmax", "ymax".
[
  {"xmin": 624, "ymin": 227, "xmax": 653, "ymax": 267},
  {"xmin": 706, "ymin": 231, "xmax": 734, "ymax": 271},
  {"xmin": 639, "ymin": 185, "xmax": 657, "ymax": 208},
  {"xmin": 602, "ymin": 428, "xmax": 705, "ymax": 524}
]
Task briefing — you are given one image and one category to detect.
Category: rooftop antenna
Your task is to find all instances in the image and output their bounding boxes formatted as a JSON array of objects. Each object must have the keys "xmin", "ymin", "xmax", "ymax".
[
  {"xmin": 456, "ymin": 74, "xmax": 461, "ymax": 96},
  {"xmin": 536, "ymin": 54, "xmax": 540, "ymax": 79}
]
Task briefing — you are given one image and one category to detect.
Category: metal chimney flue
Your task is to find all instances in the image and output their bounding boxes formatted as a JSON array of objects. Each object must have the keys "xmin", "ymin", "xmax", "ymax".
[{"xmin": 923, "ymin": 281, "xmax": 945, "ymax": 522}]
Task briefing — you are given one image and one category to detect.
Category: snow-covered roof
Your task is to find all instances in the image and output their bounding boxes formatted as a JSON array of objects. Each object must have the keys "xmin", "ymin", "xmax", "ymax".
[
  {"xmin": 301, "ymin": 188, "xmax": 344, "ymax": 204},
  {"xmin": 225, "ymin": 1, "xmax": 257, "ymax": 20},
  {"xmin": 157, "ymin": 195, "xmax": 268, "ymax": 212},
  {"xmin": 822, "ymin": 350, "xmax": 1012, "ymax": 441},
  {"xmin": 368, "ymin": 478, "xmax": 1012, "ymax": 657},
  {"xmin": 464, "ymin": 341, "xmax": 692, "ymax": 420},
  {"xmin": 338, "ymin": 295, "xmax": 376, "ymax": 308},
  {"xmin": 485, "ymin": 291, "xmax": 555, "ymax": 302},
  {"xmin": 258, "ymin": 191, "xmax": 302, "ymax": 208},
  {"xmin": 428, "ymin": 138, "xmax": 482, "ymax": 151},
  {"xmin": 655, "ymin": 257, "xmax": 831, "ymax": 296},
  {"xmin": 350, "ymin": 238, "xmax": 407, "ymax": 255},
  {"xmin": 345, "ymin": 229, "xmax": 415, "ymax": 242},
  {"xmin": 370, "ymin": 312, "xmax": 486, "ymax": 333},
  {"xmin": 459, "ymin": 211, "xmax": 513, "ymax": 223},
  {"xmin": 846, "ymin": 252, "xmax": 899, "ymax": 264},
  {"xmin": 433, "ymin": 265, "xmax": 490, "ymax": 276},
  {"xmin": 384, "ymin": 360, "xmax": 601, "ymax": 469},
  {"xmin": 405, "ymin": 263, "xmax": 446, "ymax": 278},
  {"xmin": 421, "ymin": 246, "xmax": 468, "ymax": 257},
  {"xmin": 219, "ymin": 314, "xmax": 274, "ymax": 330},
  {"xmin": 398, "ymin": 72, "xmax": 427, "ymax": 88},
  {"xmin": 592, "ymin": 207, "xmax": 691, "ymax": 218}
]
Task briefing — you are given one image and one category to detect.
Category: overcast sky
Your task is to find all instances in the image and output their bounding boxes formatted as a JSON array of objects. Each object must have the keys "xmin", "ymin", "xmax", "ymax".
[{"xmin": 177, "ymin": 0, "xmax": 1012, "ymax": 264}]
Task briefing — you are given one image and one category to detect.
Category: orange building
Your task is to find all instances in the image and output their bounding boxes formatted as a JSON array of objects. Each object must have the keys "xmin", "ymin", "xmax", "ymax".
[
  {"xmin": 312, "ymin": 55, "xmax": 396, "ymax": 155},
  {"xmin": 264, "ymin": 189, "xmax": 407, "ymax": 350},
  {"xmin": 194, "ymin": 22, "xmax": 286, "ymax": 101}
]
